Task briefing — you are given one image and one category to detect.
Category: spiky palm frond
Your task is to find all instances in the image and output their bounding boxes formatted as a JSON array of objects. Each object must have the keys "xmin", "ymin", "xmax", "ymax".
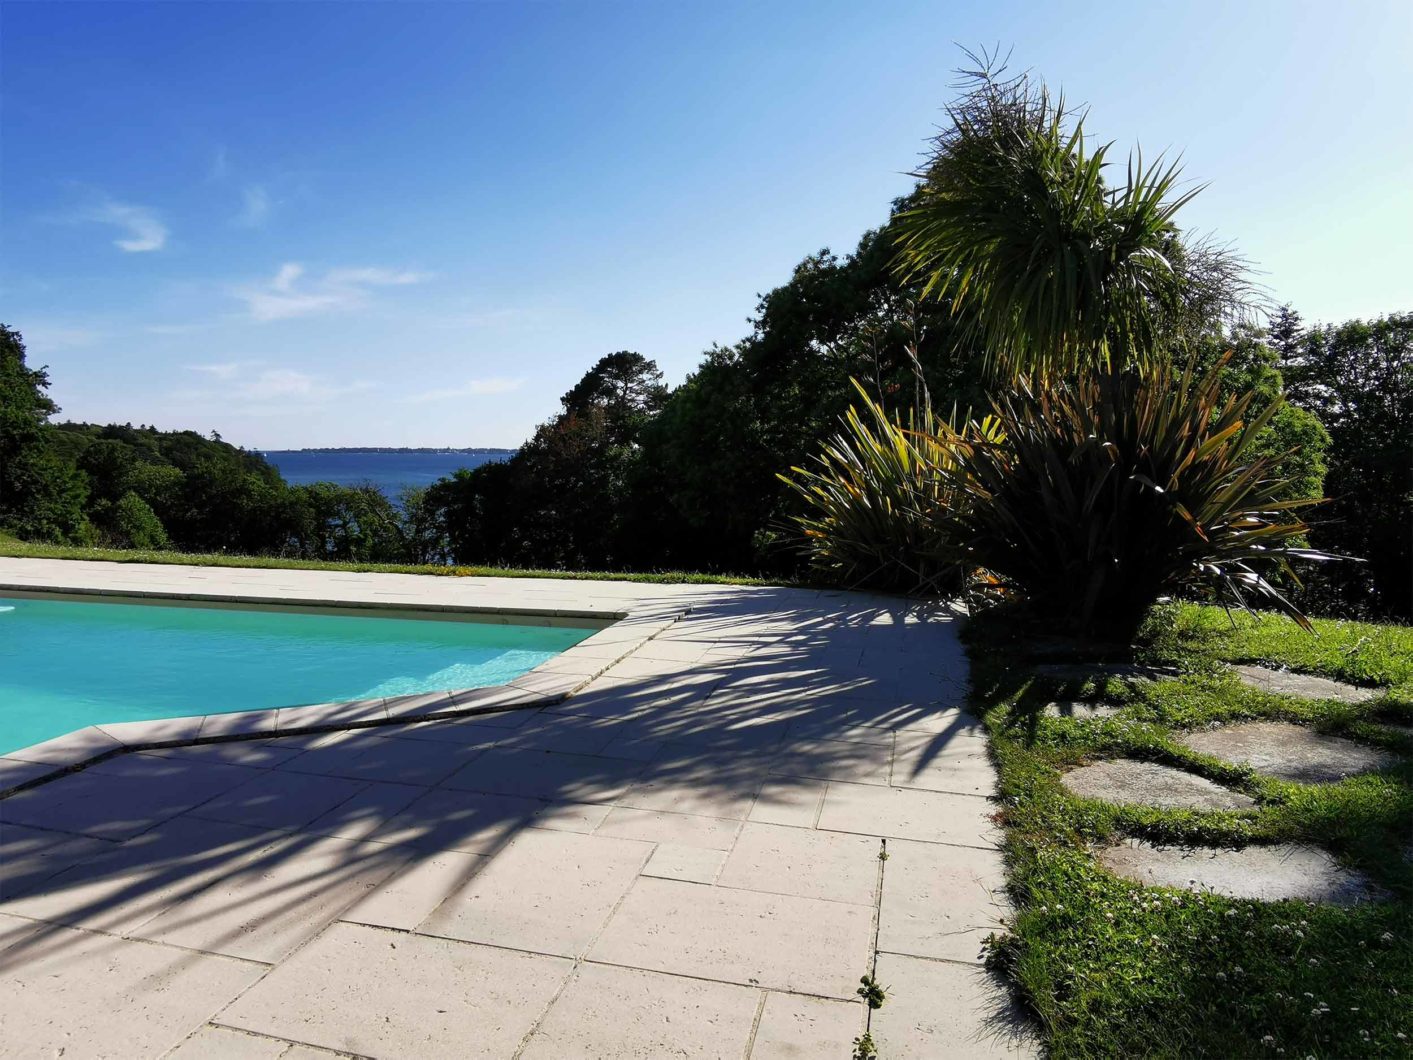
[
  {"xmin": 939, "ymin": 354, "xmax": 1341, "ymax": 638},
  {"xmin": 778, "ymin": 380, "xmax": 999, "ymax": 595},
  {"xmin": 892, "ymin": 54, "xmax": 1247, "ymax": 376}
]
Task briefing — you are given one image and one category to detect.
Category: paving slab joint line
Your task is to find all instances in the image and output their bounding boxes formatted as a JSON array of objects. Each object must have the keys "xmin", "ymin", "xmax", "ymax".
[
  {"xmin": 742, "ymin": 989, "xmax": 770, "ymax": 1058},
  {"xmin": 578, "ymin": 956, "xmax": 863, "ymax": 1005},
  {"xmin": 203, "ymin": 1022, "xmax": 376, "ymax": 1060},
  {"xmin": 0, "ymin": 909, "xmax": 276, "ymax": 971},
  {"xmin": 811, "ymin": 781, "xmax": 829, "ymax": 830},
  {"xmin": 0, "ymin": 746, "xmax": 130, "ymax": 799},
  {"xmin": 874, "ymin": 948, "xmax": 999, "ymax": 969},
  {"xmin": 508, "ymin": 840, "xmax": 659, "ymax": 1060},
  {"xmin": 198, "ymin": 846, "xmax": 426, "ymax": 1028},
  {"xmin": 864, "ymin": 837, "xmax": 888, "ymax": 1041}
]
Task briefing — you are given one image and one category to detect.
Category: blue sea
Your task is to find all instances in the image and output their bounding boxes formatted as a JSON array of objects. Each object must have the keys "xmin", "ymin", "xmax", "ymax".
[{"xmin": 262, "ymin": 450, "xmax": 512, "ymax": 496}]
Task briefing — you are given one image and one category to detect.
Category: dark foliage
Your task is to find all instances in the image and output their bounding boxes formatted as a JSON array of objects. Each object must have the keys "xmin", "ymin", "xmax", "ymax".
[
  {"xmin": 941, "ymin": 356, "xmax": 1336, "ymax": 640},
  {"xmin": 0, "ymin": 323, "xmax": 90, "ymax": 541},
  {"xmin": 1277, "ymin": 309, "xmax": 1413, "ymax": 619},
  {"xmin": 421, "ymin": 352, "xmax": 667, "ymax": 569}
]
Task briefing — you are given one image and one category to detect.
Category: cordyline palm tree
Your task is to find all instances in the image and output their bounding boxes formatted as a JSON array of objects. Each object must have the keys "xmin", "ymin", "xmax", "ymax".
[
  {"xmin": 892, "ymin": 51, "xmax": 1251, "ymax": 377},
  {"xmin": 839, "ymin": 52, "xmax": 1341, "ymax": 638}
]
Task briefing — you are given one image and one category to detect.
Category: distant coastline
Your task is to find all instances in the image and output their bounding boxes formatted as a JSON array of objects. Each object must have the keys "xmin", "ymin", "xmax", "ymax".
[
  {"xmin": 261, "ymin": 446, "xmax": 517, "ymax": 455},
  {"xmin": 260, "ymin": 448, "xmax": 515, "ymax": 495}
]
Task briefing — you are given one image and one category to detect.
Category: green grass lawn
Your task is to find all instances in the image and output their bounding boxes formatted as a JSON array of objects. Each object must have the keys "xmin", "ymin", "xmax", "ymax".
[
  {"xmin": 0, "ymin": 535, "xmax": 781, "ymax": 587},
  {"xmin": 968, "ymin": 603, "xmax": 1412, "ymax": 1058}
]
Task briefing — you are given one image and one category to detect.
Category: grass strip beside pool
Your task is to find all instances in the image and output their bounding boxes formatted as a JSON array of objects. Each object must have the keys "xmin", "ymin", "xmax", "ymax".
[{"xmin": 0, "ymin": 535, "xmax": 783, "ymax": 587}]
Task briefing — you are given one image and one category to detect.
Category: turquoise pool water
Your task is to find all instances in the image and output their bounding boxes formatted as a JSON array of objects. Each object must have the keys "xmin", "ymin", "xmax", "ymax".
[{"xmin": 0, "ymin": 594, "xmax": 594, "ymax": 755}]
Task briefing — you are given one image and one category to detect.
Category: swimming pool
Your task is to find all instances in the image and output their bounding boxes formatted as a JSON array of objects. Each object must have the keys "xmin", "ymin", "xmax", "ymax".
[{"xmin": 0, "ymin": 593, "xmax": 596, "ymax": 755}]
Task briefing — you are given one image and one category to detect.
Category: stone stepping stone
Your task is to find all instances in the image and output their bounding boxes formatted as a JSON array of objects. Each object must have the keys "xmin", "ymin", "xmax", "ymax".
[
  {"xmin": 1232, "ymin": 664, "xmax": 1379, "ymax": 704},
  {"xmin": 1097, "ymin": 839, "xmax": 1379, "ymax": 905},
  {"xmin": 1062, "ymin": 760, "xmax": 1256, "ymax": 812},
  {"xmin": 1179, "ymin": 721, "xmax": 1398, "ymax": 783},
  {"xmin": 1042, "ymin": 701, "xmax": 1124, "ymax": 721}
]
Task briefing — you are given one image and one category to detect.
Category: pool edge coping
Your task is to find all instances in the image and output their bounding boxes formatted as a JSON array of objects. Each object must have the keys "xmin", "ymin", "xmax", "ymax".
[{"xmin": 0, "ymin": 587, "xmax": 692, "ymax": 798}]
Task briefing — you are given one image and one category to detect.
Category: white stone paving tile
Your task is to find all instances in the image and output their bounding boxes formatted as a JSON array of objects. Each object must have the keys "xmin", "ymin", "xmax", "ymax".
[
  {"xmin": 768, "ymin": 735, "xmax": 895, "ymax": 786},
  {"xmin": 137, "ymin": 738, "xmax": 305, "ymax": 768},
  {"xmin": 0, "ymin": 755, "xmax": 61, "ymax": 794},
  {"xmin": 417, "ymin": 828, "xmax": 652, "ymax": 957},
  {"xmin": 2, "ymin": 726, "xmax": 124, "ymax": 765},
  {"xmin": 616, "ymin": 757, "xmax": 769, "ymax": 819},
  {"xmin": 297, "ymin": 779, "xmax": 428, "ymax": 842},
  {"xmin": 640, "ymin": 842, "xmax": 728, "ymax": 884},
  {"xmin": 870, "ymin": 952, "xmax": 1038, "ymax": 1058},
  {"xmin": 371, "ymin": 716, "xmax": 510, "ymax": 746},
  {"xmin": 0, "ymin": 912, "xmax": 263, "ymax": 1058},
  {"xmin": 372, "ymin": 787, "xmax": 545, "ymax": 854},
  {"xmin": 589, "ymin": 876, "xmax": 874, "ymax": 998},
  {"xmin": 217, "ymin": 922, "xmax": 573, "ymax": 1059},
  {"xmin": 165, "ymin": 1025, "xmax": 309, "ymax": 1059},
  {"xmin": 747, "ymin": 775, "xmax": 827, "ymax": 828},
  {"xmin": 189, "ymin": 770, "xmax": 370, "ymax": 831},
  {"xmin": 520, "ymin": 961, "xmax": 760, "ymax": 1059},
  {"xmin": 122, "ymin": 829, "xmax": 402, "ymax": 963},
  {"xmin": 716, "ymin": 821, "xmax": 881, "ymax": 905},
  {"xmin": 440, "ymin": 746, "xmax": 647, "ymax": 803},
  {"xmin": 0, "ymin": 822, "xmax": 114, "ymax": 902},
  {"xmin": 0, "ymin": 755, "xmax": 259, "ymax": 841},
  {"xmin": 96, "ymin": 714, "xmax": 206, "ymax": 748},
  {"xmin": 818, "ymin": 781, "xmax": 1001, "ymax": 849},
  {"xmin": 878, "ymin": 838, "xmax": 1009, "ymax": 963},
  {"xmin": 594, "ymin": 805, "xmax": 742, "ymax": 849},
  {"xmin": 340, "ymin": 848, "xmax": 487, "ymax": 931},
  {"xmin": 750, "ymin": 992, "xmax": 864, "ymax": 1059},
  {"xmin": 529, "ymin": 799, "xmax": 615, "ymax": 833},
  {"xmin": 277, "ymin": 732, "xmax": 484, "ymax": 786}
]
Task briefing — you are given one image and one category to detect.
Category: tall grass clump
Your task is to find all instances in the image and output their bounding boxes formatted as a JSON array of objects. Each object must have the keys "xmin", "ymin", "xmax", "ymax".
[
  {"xmin": 940, "ymin": 355, "xmax": 1337, "ymax": 640},
  {"xmin": 779, "ymin": 381, "xmax": 998, "ymax": 595}
]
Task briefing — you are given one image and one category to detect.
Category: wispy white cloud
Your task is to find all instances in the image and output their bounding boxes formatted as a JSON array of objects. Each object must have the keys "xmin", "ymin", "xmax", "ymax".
[
  {"xmin": 173, "ymin": 362, "xmax": 374, "ymax": 410},
  {"xmin": 239, "ymin": 368, "xmax": 374, "ymax": 402},
  {"xmin": 405, "ymin": 377, "xmax": 525, "ymax": 402},
  {"xmin": 20, "ymin": 325, "xmax": 103, "ymax": 353},
  {"xmin": 427, "ymin": 308, "xmax": 539, "ymax": 330},
  {"xmin": 185, "ymin": 361, "xmax": 248, "ymax": 380},
  {"xmin": 234, "ymin": 262, "xmax": 430, "ymax": 321},
  {"xmin": 209, "ymin": 146, "xmax": 230, "ymax": 182},
  {"xmin": 323, "ymin": 266, "xmax": 428, "ymax": 287},
  {"xmin": 72, "ymin": 197, "xmax": 168, "ymax": 252},
  {"xmin": 234, "ymin": 185, "xmax": 271, "ymax": 227},
  {"xmin": 148, "ymin": 321, "xmax": 219, "ymax": 337}
]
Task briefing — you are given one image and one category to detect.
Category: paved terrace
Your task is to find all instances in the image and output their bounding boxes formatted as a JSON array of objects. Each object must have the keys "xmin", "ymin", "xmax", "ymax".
[{"xmin": 0, "ymin": 559, "xmax": 1033, "ymax": 1059}]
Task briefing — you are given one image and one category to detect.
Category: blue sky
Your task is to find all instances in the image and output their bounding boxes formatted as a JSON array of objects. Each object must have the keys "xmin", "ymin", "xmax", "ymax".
[{"xmin": 3, "ymin": 0, "xmax": 1410, "ymax": 448}]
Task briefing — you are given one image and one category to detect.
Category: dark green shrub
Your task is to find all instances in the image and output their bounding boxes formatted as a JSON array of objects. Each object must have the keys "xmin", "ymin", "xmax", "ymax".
[
  {"xmin": 943, "ymin": 355, "xmax": 1337, "ymax": 639},
  {"xmin": 778, "ymin": 383, "xmax": 998, "ymax": 595}
]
